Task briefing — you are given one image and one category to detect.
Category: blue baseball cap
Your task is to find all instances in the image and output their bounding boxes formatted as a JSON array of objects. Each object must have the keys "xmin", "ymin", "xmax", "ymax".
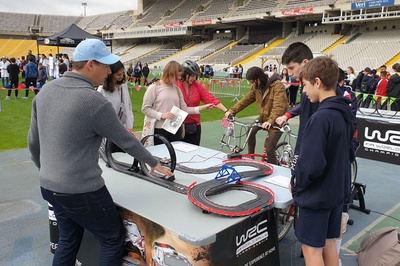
[{"xmin": 73, "ymin": 39, "xmax": 120, "ymax": 65}]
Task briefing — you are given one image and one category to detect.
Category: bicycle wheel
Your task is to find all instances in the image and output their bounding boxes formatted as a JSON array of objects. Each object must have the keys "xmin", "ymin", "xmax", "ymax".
[
  {"xmin": 276, "ymin": 205, "xmax": 295, "ymax": 241},
  {"xmin": 275, "ymin": 142, "xmax": 291, "ymax": 168},
  {"xmin": 357, "ymin": 95, "xmax": 377, "ymax": 116},
  {"xmin": 376, "ymin": 99, "xmax": 398, "ymax": 118}
]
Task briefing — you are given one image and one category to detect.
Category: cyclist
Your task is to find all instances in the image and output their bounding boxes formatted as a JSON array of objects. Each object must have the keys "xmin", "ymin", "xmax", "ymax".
[
  {"xmin": 176, "ymin": 60, "xmax": 228, "ymax": 145},
  {"xmin": 225, "ymin": 66, "xmax": 288, "ymax": 165}
]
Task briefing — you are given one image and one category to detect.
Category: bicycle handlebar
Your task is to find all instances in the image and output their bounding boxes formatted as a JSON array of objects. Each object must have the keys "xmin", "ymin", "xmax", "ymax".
[{"xmin": 225, "ymin": 115, "xmax": 291, "ymax": 131}]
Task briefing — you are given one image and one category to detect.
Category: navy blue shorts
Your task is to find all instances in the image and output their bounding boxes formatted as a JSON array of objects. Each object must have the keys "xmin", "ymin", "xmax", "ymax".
[{"xmin": 295, "ymin": 205, "xmax": 342, "ymax": 248}]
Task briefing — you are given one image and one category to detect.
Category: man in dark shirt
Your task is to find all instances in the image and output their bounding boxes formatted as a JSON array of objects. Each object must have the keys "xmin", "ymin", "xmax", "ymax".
[{"xmin": 6, "ymin": 57, "xmax": 20, "ymax": 99}]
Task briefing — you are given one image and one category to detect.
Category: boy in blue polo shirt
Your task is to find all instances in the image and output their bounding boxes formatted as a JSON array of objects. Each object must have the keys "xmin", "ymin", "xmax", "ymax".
[{"xmin": 291, "ymin": 56, "xmax": 355, "ymax": 265}]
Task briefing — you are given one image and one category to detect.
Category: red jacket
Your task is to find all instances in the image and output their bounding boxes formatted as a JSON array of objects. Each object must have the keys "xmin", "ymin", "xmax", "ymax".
[
  {"xmin": 376, "ymin": 78, "xmax": 388, "ymax": 96},
  {"xmin": 176, "ymin": 81, "xmax": 220, "ymax": 125}
]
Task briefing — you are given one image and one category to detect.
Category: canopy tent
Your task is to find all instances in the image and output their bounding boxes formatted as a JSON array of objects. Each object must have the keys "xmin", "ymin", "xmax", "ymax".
[{"xmin": 36, "ymin": 24, "xmax": 111, "ymax": 54}]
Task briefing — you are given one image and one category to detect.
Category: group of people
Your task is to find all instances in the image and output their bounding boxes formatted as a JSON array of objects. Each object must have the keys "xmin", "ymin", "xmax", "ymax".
[
  {"xmin": 280, "ymin": 67, "xmax": 300, "ymax": 107},
  {"xmin": 350, "ymin": 63, "xmax": 400, "ymax": 110},
  {"xmin": 27, "ymin": 38, "xmax": 377, "ymax": 266},
  {"xmin": 2, "ymin": 50, "xmax": 70, "ymax": 100},
  {"xmin": 228, "ymin": 64, "xmax": 243, "ymax": 79},
  {"xmin": 126, "ymin": 61, "xmax": 150, "ymax": 86}
]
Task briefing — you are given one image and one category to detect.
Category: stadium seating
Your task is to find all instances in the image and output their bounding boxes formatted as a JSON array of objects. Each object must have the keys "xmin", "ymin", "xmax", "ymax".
[
  {"xmin": 192, "ymin": 0, "xmax": 237, "ymax": 20},
  {"xmin": 39, "ymin": 15, "xmax": 79, "ymax": 34},
  {"xmin": 231, "ymin": 0, "xmax": 279, "ymax": 17},
  {"xmin": 199, "ymin": 44, "xmax": 262, "ymax": 65},
  {"xmin": 133, "ymin": 0, "xmax": 182, "ymax": 27},
  {"xmin": 161, "ymin": 0, "xmax": 203, "ymax": 24}
]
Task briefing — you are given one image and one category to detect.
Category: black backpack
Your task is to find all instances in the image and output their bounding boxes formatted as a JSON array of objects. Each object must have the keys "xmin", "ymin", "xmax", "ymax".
[{"xmin": 360, "ymin": 79, "xmax": 372, "ymax": 93}]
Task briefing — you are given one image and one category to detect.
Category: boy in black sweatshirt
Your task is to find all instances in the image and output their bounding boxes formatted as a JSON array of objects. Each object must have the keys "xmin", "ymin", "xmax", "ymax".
[
  {"xmin": 291, "ymin": 56, "xmax": 355, "ymax": 266},
  {"xmin": 6, "ymin": 57, "xmax": 20, "ymax": 99}
]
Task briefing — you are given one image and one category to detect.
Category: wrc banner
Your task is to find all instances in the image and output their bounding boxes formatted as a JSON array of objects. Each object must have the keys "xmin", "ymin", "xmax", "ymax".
[{"xmin": 357, "ymin": 116, "xmax": 400, "ymax": 165}]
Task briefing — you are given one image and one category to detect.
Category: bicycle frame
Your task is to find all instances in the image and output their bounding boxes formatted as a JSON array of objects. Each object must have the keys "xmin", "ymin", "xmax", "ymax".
[
  {"xmin": 220, "ymin": 117, "xmax": 263, "ymax": 154},
  {"xmin": 275, "ymin": 123, "xmax": 298, "ymax": 167}
]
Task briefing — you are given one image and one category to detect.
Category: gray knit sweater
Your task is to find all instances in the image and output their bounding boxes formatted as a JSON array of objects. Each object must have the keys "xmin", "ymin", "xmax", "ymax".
[{"xmin": 28, "ymin": 71, "xmax": 158, "ymax": 193}]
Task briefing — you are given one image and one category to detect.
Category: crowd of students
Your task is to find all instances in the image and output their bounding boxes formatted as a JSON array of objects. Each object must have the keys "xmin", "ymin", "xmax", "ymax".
[{"xmin": 1, "ymin": 50, "xmax": 71, "ymax": 100}]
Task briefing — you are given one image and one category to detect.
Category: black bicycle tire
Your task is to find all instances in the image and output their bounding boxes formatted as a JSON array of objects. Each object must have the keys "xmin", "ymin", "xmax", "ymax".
[
  {"xmin": 276, "ymin": 206, "xmax": 294, "ymax": 241},
  {"xmin": 357, "ymin": 95, "xmax": 378, "ymax": 116},
  {"xmin": 138, "ymin": 134, "xmax": 177, "ymax": 178},
  {"xmin": 376, "ymin": 99, "xmax": 398, "ymax": 118}
]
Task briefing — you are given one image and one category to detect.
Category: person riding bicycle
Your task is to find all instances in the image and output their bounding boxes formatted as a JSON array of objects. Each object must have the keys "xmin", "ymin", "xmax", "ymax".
[
  {"xmin": 176, "ymin": 60, "xmax": 228, "ymax": 145},
  {"xmin": 225, "ymin": 66, "xmax": 288, "ymax": 165}
]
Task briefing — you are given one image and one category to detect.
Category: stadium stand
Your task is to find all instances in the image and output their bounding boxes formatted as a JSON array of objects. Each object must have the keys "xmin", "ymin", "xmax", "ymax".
[
  {"xmin": 231, "ymin": 0, "xmax": 279, "ymax": 17},
  {"xmin": 108, "ymin": 14, "xmax": 136, "ymax": 30},
  {"xmin": 190, "ymin": 39, "xmax": 232, "ymax": 61},
  {"xmin": 133, "ymin": 0, "xmax": 182, "ymax": 27},
  {"xmin": 161, "ymin": 0, "xmax": 203, "ymax": 24},
  {"xmin": 199, "ymin": 43, "xmax": 262, "ymax": 65},
  {"xmin": 326, "ymin": 29, "xmax": 400, "ymax": 71},
  {"xmin": 192, "ymin": 0, "xmax": 237, "ymax": 20},
  {"xmin": 304, "ymin": 33, "xmax": 343, "ymax": 53},
  {"xmin": 75, "ymin": 15, "xmax": 97, "ymax": 30},
  {"xmin": 38, "ymin": 15, "xmax": 79, "ymax": 34},
  {"xmin": 153, "ymin": 40, "xmax": 225, "ymax": 68},
  {"xmin": 120, "ymin": 43, "xmax": 161, "ymax": 63},
  {"xmin": 84, "ymin": 11, "xmax": 128, "ymax": 32},
  {"xmin": 0, "ymin": 12, "xmax": 35, "ymax": 34}
]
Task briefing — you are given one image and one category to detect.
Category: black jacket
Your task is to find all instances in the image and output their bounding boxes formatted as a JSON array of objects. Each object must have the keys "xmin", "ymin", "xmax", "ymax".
[
  {"xmin": 292, "ymin": 96, "xmax": 354, "ymax": 210},
  {"xmin": 387, "ymin": 73, "xmax": 400, "ymax": 98}
]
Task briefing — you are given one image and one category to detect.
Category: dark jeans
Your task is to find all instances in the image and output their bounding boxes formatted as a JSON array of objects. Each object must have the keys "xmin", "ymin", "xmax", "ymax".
[
  {"xmin": 41, "ymin": 186, "xmax": 125, "ymax": 266},
  {"xmin": 7, "ymin": 80, "xmax": 18, "ymax": 97},
  {"xmin": 25, "ymin": 78, "xmax": 38, "ymax": 96},
  {"xmin": 289, "ymin": 85, "xmax": 299, "ymax": 105},
  {"xmin": 247, "ymin": 126, "xmax": 282, "ymax": 165},
  {"xmin": 1, "ymin": 77, "xmax": 9, "ymax": 87},
  {"xmin": 182, "ymin": 124, "xmax": 201, "ymax": 146}
]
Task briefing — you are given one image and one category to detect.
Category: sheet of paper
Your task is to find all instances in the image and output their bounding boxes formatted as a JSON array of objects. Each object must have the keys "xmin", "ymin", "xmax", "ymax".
[
  {"xmin": 264, "ymin": 175, "xmax": 290, "ymax": 189},
  {"xmin": 162, "ymin": 106, "xmax": 188, "ymax": 134},
  {"xmin": 172, "ymin": 142, "xmax": 200, "ymax": 153}
]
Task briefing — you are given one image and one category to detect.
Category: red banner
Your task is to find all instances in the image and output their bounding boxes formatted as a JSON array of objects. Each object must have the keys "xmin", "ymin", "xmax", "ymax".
[
  {"xmin": 164, "ymin": 22, "xmax": 181, "ymax": 28},
  {"xmin": 192, "ymin": 19, "xmax": 212, "ymax": 26},
  {"xmin": 281, "ymin": 7, "xmax": 314, "ymax": 16}
]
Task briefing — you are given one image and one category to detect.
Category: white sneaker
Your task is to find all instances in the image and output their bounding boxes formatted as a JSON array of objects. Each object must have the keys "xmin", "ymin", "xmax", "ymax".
[
  {"xmin": 5, "ymin": 96, "xmax": 10, "ymax": 100},
  {"xmin": 339, "ymin": 259, "xmax": 342, "ymax": 266}
]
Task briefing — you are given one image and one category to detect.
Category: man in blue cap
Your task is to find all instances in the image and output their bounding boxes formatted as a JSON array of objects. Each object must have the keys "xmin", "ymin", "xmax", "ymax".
[{"xmin": 28, "ymin": 39, "xmax": 173, "ymax": 265}]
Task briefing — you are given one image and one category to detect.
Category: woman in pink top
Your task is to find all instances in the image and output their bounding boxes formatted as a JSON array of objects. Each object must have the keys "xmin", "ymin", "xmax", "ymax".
[
  {"xmin": 176, "ymin": 60, "xmax": 228, "ymax": 145},
  {"xmin": 142, "ymin": 61, "xmax": 213, "ymax": 145}
]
